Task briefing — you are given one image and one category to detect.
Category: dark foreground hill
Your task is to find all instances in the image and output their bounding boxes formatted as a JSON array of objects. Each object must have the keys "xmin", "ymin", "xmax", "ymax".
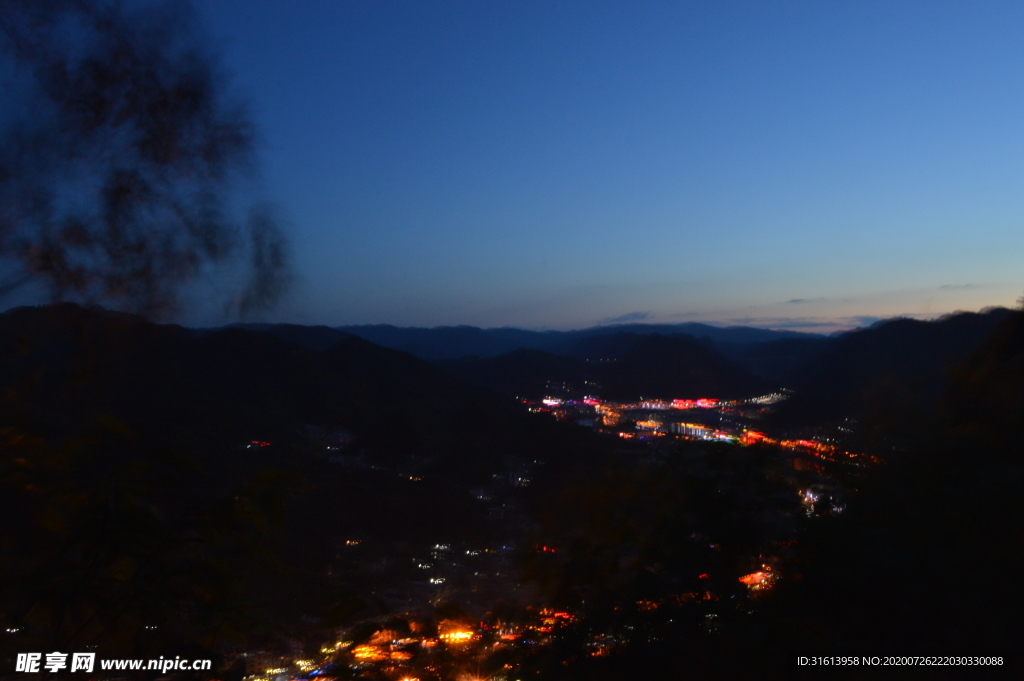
[
  {"xmin": 769, "ymin": 307, "xmax": 1013, "ymax": 434},
  {"xmin": 4, "ymin": 304, "xmax": 1021, "ymax": 676},
  {"xmin": 754, "ymin": 309, "xmax": 1024, "ymax": 667},
  {"xmin": 0, "ymin": 304, "xmax": 608, "ymax": 657},
  {"xmin": 0, "ymin": 304, "xmax": 600, "ymax": 473}
]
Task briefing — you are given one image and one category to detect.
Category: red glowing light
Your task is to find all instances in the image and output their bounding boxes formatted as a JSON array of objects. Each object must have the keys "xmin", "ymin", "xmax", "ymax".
[
  {"xmin": 740, "ymin": 430, "xmax": 766, "ymax": 445},
  {"xmin": 739, "ymin": 571, "xmax": 769, "ymax": 585}
]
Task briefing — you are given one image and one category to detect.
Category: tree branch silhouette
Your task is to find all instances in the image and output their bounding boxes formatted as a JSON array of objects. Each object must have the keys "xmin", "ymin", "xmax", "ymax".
[{"xmin": 0, "ymin": 0, "xmax": 290, "ymax": 318}]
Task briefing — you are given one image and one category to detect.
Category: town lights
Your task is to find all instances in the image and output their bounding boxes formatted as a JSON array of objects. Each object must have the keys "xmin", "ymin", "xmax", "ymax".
[{"xmin": 439, "ymin": 630, "xmax": 475, "ymax": 644}]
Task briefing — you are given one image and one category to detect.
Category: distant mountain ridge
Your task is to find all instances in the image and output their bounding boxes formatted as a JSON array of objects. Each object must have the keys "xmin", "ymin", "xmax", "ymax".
[
  {"xmin": 438, "ymin": 333, "xmax": 773, "ymax": 401},
  {"xmin": 333, "ymin": 322, "xmax": 820, "ymax": 360},
  {"xmin": 229, "ymin": 310, "xmax": 1017, "ymax": 407}
]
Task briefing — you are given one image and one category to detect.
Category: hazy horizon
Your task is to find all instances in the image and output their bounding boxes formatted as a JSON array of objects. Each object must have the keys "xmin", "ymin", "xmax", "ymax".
[{"xmin": 6, "ymin": 297, "xmax": 1011, "ymax": 337}]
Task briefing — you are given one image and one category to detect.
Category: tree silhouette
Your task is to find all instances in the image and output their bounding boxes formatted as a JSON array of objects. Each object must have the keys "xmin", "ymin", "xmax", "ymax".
[
  {"xmin": 0, "ymin": 1, "xmax": 294, "ymax": 666},
  {"xmin": 0, "ymin": 0, "xmax": 289, "ymax": 318}
]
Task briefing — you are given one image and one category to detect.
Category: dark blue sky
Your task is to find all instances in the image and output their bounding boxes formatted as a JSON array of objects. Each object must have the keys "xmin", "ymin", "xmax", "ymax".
[{"xmin": 194, "ymin": 0, "xmax": 1024, "ymax": 331}]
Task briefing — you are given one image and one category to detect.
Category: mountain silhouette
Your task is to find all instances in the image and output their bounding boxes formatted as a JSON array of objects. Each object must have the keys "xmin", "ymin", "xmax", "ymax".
[
  {"xmin": 438, "ymin": 333, "xmax": 771, "ymax": 401},
  {"xmin": 0, "ymin": 303, "xmax": 610, "ymax": 654},
  {"xmin": 338, "ymin": 322, "xmax": 818, "ymax": 361},
  {"xmin": 769, "ymin": 307, "xmax": 1013, "ymax": 432}
]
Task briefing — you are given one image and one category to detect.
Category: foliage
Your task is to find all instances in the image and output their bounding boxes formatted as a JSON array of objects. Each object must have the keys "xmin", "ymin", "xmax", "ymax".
[{"xmin": 0, "ymin": 0, "xmax": 289, "ymax": 318}]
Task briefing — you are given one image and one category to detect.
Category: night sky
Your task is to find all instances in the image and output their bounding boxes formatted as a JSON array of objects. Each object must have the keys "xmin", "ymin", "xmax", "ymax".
[{"xmin": 151, "ymin": 1, "xmax": 1024, "ymax": 329}]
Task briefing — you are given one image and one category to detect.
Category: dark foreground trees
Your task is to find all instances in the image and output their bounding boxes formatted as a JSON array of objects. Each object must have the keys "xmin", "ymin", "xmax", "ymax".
[
  {"xmin": 0, "ymin": 0, "xmax": 289, "ymax": 318},
  {"xmin": 0, "ymin": 1, "xmax": 293, "ymax": 671}
]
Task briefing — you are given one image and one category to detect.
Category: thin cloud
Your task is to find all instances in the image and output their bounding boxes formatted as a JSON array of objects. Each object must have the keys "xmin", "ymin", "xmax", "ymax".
[
  {"xmin": 938, "ymin": 283, "xmax": 979, "ymax": 290},
  {"xmin": 841, "ymin": 315, "xmax": 883, "ymax": 327},
  {"xmin": 781, "ymin": 297, "xmax": 828, "ymax": 305},
  {"xmin": 726, "ymin": 317, "xmax": 838, "ymax": 329},
  {"xmin": 726, "ymin": 315, "xmax": 898, "ymax": 331},
  {"xmin": 599, "ymin": 311, "xmax": 652, "ymax": 324}
]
